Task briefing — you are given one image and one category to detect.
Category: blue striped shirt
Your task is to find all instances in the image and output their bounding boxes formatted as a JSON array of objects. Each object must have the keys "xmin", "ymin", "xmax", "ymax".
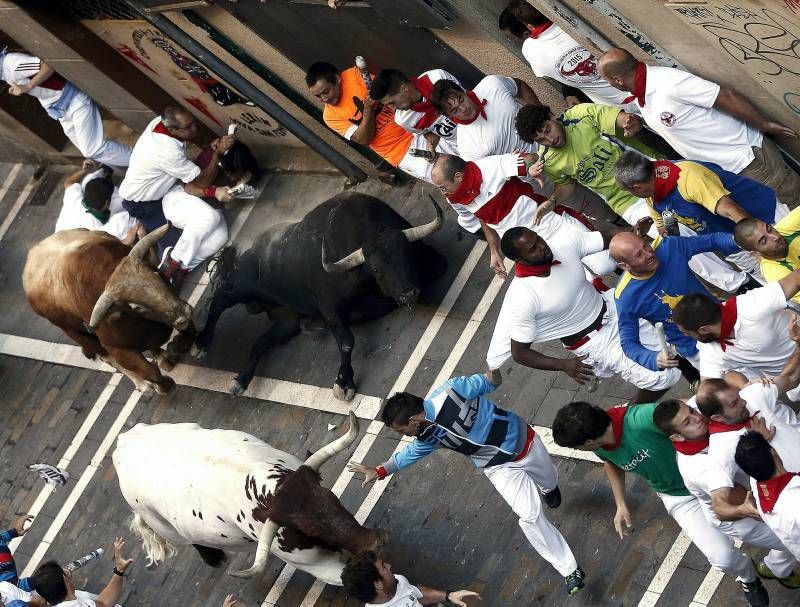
[{"xmin": 381, "ymin": 374, "xmax": 528, "ymax": 474}]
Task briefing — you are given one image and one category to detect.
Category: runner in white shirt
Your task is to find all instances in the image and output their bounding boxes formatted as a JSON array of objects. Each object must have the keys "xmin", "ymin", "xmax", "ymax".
[
  {"xmin": 695, "ymin": 367, "xmax": 800, "ymax": 534},
  {"xmin": 498, "ymin": 2, "xmax": 636, "ymax": 111},
  {"xmin": 487, "ymin": 226, "xmax": 680, "ymax": 402},
  {"xmin": 737, "ymin": 430, "xmax": 800, "ymax": 563},
  {"xmin": 430, "ymin": 151, "xmax": 616, "ymax": 277},
  {"xmin": 54, "ymin": 161, "xmax": 138, "ymax": 243},
  {"xmin": 119, "ymin": 107, "xmax": 234, "ymax": 288},
  {"xmin": 673, "ymin": 270, "xmax": 800, "ymax": 400},
  {"xmin": 340, "ymin": 552, "xmax": 479, "ymax": 606},
  {"xmin": 598, "ymin": 48, "xmax": 800, "ymax": 207},
  {"xmin": 654, "ymin": 398, "xmax": 800, "ymax": 585},
  {"xmin": 0, "ymin": 51, "xmax": 131, "ymax": 167}
]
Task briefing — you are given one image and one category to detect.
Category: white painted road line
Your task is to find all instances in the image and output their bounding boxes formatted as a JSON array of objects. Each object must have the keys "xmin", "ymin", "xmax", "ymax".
[
  {"xmin": 0, "ymin": 171, "xmax": 36, "ymax": 241},
  {"xmin": 690, "ymin": 538, "xmax": 741, "ymax": 605},
  {"xmin": 20, "ymin": 389, "xmax": 143, "ymax": 577},
  {"xmin": 9, "ymin": 373, "xmax": 123, "ymax": 554},
  {"xmin": 636, "ymin": 531, "xmax": 692, "ymax": 607},
  {"xmin": 0, "ymin": 163, "xmax": 23, "ymax": 230}
]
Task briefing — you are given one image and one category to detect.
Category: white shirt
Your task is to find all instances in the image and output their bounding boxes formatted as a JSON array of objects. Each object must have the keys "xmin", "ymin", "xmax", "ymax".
[
  {"xmin": 0, "ymin": 52, "xmax": 63, "ymax": 108},
  {"xmin": 707, "ymin": 383, "xmax": 800, "ymax": 492},
  {"xmin": 366, "ymin": 574, "xmax": 424, "ymax": 607},
  {"xmin": 0, "ymin": 580, "xmax": 33, "ymax": 603},
  {"xmin": 118, "ymin": 117, "xmax": 201, "ymax": 202},
  {"xmin": 521, "ymin": 26, "xmax": 635, "ymax": 111},
  {"xmin": 698, "ymin": 283, "xmax": 795, "ymax": 380},
  {"xmin": 456, "ymin": 75, "xmax": 535, "ymax": 162},
  {"xmin": 458, "ymin": 153, "xmax": 584, "ymax": 238},
  {"xmin": 750, "ymin": 475, "xmax": 800, "ymax": 562},
  {"xmin": 55, "ymin": 179, "xmax": 136, "ymax": 241},
  {"xmin": 54, "ymin": 597, "xmax": 97, "ymax": 607},
  {"xmin": 394, "ymin": 69, "xmax": 459, "ymax": 155},
  {"xmin": 507, "ymin": 230, "xmax": 605, "ymax": 344},
  {"xmin": 637, "ymin": 65, "xmax": 762, "ymax": 173}
]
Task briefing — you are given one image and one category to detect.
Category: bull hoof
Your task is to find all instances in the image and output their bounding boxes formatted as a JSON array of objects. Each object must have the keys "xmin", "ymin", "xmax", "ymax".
[
  {"xmin": 229, "ymin": 379, "xmax": 245, "ymax": 396},
  {"xmin": 156, "ymin": 377, "xmax": 176, "ymax": 395},
  {"xmin": 332, "ymin": 383, "xmax": 356, "ymax": 402},
  {"xmin": 190, "ymin": 344, "xmax": 208, "ymax": 360}
]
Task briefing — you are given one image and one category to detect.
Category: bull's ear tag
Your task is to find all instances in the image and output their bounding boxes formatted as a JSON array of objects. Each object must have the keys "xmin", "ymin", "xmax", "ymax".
[{"xmin": 28, "ymin": 463, "xmax": 70, "ymax": 492}]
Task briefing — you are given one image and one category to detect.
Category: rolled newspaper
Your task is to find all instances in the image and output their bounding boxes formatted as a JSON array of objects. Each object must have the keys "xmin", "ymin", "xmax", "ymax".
[
  {"xmin": 65, "ymin": 548, "xmax": 104, "ymax": 572},
  {"xmin": 655, "ymin": 322, "xmax": 672, "ymax": 356}
]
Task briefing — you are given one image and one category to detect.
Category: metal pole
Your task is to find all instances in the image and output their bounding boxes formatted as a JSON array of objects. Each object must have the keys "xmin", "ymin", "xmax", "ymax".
[{"xmin": 124, "ymin": 1, "xmax": 367, "ymax": 184}]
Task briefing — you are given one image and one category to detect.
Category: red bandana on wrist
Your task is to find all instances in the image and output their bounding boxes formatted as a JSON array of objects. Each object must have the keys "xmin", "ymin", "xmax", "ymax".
[
  {"xmin": 652, "ymin": 160, "xmax": 681, "ymax": 202},
  {"xmin": 601, "ymin": 406, "xmax": 629, "ymax": 451},
  {"xmin": 757, "ymin": 472, "xmax": 798, "ymax": 514},
  {"xmin": 621, "ymin": 61, "xmax": 648, "ymax": 107},
  {"xmin": 450, "ymin": 90, "xmax": 488, "ymax": 125},
  {"xmin": 707, "ymin": 410, "xmax": 759, "ymax": 434},
  {"xmin": 672, "ymin": 437, "xmax": 709, "ymax": 455},
  {"xmin": 528, "ymin": 21, "xmax": 554, "ymax": 39},
  {"xmin": 718, "ymin": 297, "xmax": 738, "ymax": 351},
  {"xmin": 153, "ymin": 121, "xmax": 181, "ymax": 140},
  {"xmin": 445, "ymin": 162, "xmax": 483, "ymax": 205},
  {"xmin": 514, "ymin": 259, "xmax": 561, "ymax": 278}
]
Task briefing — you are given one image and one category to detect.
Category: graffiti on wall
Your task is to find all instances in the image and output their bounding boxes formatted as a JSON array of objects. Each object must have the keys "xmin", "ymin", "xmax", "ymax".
[
  {"xmin": 670, "ymin": 2, "xmax": 800, "ymax": 116},
  {"xmin": 83, "ymin": 21, "xmax": 301, "ymax": 146}
]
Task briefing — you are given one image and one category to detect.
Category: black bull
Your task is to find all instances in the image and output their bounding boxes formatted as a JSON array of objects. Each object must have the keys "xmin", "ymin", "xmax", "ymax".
[{"xmin": 194, "ymin": 192, "xmax": 447, "ymax": 399}]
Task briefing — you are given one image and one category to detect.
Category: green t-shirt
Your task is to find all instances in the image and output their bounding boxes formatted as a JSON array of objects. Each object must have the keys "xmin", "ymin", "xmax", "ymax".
[
  {"xmin": 541, "ymin": 103, "xmax": 658, "ymax": 216},
  {"xmin": 595, "ymin": 403, "xmax": 689, "ymax": 497}
]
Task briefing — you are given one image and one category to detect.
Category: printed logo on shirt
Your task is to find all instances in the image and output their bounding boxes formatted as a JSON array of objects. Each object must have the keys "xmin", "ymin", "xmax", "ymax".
[
  {"xmin": 620, "ymin": 448, "xmax": 651, "ymax": 471},
  {"xmin": 349, "ymin": 96, "xmax": 395, "ymax": 134},
  {"xmin": 660, "ymin": 112, "xmax": 677, "ymax": 127},
  {"xmin": 431, "ymin": 118, "xmax": 457, "ymax": 139},
  {"xmin": 655, "ymin": 290, "xmax": 684, "ymax": 310},
  {"xmin": 556, "ymin": 46, "xmax": 600, "ymax": 84},
  {"xmin": 576, "ymin": 144, "xmax": 614, "ymax": 183}
]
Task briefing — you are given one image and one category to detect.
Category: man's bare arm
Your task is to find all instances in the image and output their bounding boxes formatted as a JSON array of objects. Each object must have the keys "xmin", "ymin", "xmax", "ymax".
[{"xmin": 714, "ymin": 87, "xmax": 797, "ymax": 138}]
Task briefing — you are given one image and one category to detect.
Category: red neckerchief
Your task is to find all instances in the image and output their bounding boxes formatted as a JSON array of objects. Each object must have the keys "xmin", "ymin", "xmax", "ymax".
[
  {"xmin": 652, "ymin": 160, "xmax": 681, "ymax": 202},
  {"xmin": 672, "ymin": 437, "xmax": 709, "ymax": 455},
  {"xmin": 707, "ymin": 410, "xmax": 759, "ymax": 434},
  {"xmin": 757, "ymin": 472, "xmax": 798, "ymax": 514},
  {"xmin": 450, "ymin": 90, "xmax": 488, "ymax": 125},
  {"xmin": 718, "ymin": 297, "xmax": 738, "ymax": 351},
  {"xmin": 152, "ymin": 121, "xmax": 181, "ymax": 140},
  {"xmin": 514, "ymin": 259, "xmax": 561, "ymax": 278},
  {"xmin": 528, "ymin": 21, "xmax": 554, "ymax": 39},
  {"xmin": 445, "ymin": 162, "xmax": 483, "ymax": 205},
  {"xmin": 408, "ymin": 75, "xmax": 434, "ymax": 113},
  {"xmin": 621, "ymin": 61, "xmax": 647, "ymax": 107},
  {"xmin": 601, "ymin": 406, "xmax": 629, "ymax": 451},
  {"xmin": 38, "ymin": 74, "xmax": 66, "ymax": 91}
]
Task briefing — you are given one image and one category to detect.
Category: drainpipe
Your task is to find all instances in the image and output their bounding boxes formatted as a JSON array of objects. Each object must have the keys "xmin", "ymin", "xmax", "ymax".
[{"xmin": 124, "ymin": 1, "xmax": 367, "ymax": 184}]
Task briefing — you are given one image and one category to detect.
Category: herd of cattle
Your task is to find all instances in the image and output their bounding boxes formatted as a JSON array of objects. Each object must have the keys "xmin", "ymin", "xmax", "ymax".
[{"xmin": 21, "ymin": 192, "xmax": 447, "ymax": 585}]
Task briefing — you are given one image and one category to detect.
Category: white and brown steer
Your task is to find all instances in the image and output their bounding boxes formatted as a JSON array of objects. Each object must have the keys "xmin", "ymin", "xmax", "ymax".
[{"xmin": 112, "ymin": 412, "xmax": 386, "ymax": 584}]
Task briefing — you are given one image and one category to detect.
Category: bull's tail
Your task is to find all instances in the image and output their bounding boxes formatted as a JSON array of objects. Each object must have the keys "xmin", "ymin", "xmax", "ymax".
[
  {"xmin": 203, "ymin": 245, "xmax": 240, "ymax": 313},
  {"xmin": 130, "ymin": 513, "xmax": 177, "ymax": 567}
]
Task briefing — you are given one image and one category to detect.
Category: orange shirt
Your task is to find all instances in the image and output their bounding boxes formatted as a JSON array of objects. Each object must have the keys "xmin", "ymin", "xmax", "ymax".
[{"xmin": 323, "ymin": 67, "xmax": 412, "ymax": 167}]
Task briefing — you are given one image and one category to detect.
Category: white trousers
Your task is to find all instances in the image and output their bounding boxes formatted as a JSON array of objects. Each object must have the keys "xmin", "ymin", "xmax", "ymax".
[
  {"xmin": 659, "ymin": 493, "xmax": 756, "ymax": 582},
  {"xmin": 161, "ymin": 188, "xmax": 228, "ymax": 270},
  {"xmin": 60, "ymin": 94, "xmax": 132, "ymax": 167},
  {"xmin": 486, "ymin": 289, "xmax": 680, "ymax": 391},
  {"xmin": 623, "ymin": 199, "xmax": 747, "ymax": 293},
  {"xmin": 719, "ymin": 516, "xmax": 800, "ymax": 578},
  {"xmin": 483, "ymin": 433, "xmax": 578, "ymax": 577}
]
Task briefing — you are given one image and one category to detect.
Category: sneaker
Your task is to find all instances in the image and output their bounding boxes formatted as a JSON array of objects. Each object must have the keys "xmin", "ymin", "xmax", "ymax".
[
  {"xmin": 756, "ymin": 560, "xmax": 800, "ymax": 589},
  {"xmin": 564, "ymin": 567, "xmax": 585, "ymax": 596},
  {"xmin": 542, "ymin": 486, "xmax": 562, "ymax": 509},
  {"xmin": 740, "ymin": 577, "xmax": 769, "ymax": 607}
]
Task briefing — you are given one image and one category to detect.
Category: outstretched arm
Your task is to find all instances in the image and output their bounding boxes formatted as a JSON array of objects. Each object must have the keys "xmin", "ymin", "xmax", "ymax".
[
  {"xmin": 511, "ymin": 339, "xmax": 595, "ymax": 384},
  {"xmin": 604, "ymin": 462, "xmax": 633, "ymax": 540},
  {"xmin": 418, "ymin": 586, "xmax": 481, "ymax": 606},
  {"xmin": 714, "ymin": 87, "xmax": 797, "ymax": 138}
]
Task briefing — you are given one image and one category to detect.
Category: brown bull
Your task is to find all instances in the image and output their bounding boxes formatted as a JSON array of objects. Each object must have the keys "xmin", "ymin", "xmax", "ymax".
[{"xmin": 22, "ymin": 225, "xmax": 195, "ymax": 394}]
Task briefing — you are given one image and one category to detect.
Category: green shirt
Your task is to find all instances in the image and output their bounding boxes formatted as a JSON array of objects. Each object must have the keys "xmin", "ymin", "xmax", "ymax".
[
  {"xmin": 595, "ymin": 403, "xmax": 689, "ymax": 496},
  {"xmin": 541, "ymin": 103, "xmax": 658, "ymax": 216}
]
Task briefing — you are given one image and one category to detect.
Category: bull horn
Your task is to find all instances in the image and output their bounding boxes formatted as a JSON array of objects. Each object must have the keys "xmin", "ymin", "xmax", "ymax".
[
  {"xmin": 229, "ymin": 520, "xmax": 279, "ymax": 579},
  {"xmin": 128, "ymin": 223, "xmax": 172, "ymax": 261},
  {"xmin": 321, "ymin": 239, "xmax": 365, "ymax": 274},
  {"xmin": 303, "ymin": 411, "xmax": 359, "ymax": 472},
  {"xmin": 402, "ymin": 195, "xmax": 443, "ymax": 242},
  {"xmin": 86, "ymin": 292, "xmax": 117, "ymax": 333}
]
